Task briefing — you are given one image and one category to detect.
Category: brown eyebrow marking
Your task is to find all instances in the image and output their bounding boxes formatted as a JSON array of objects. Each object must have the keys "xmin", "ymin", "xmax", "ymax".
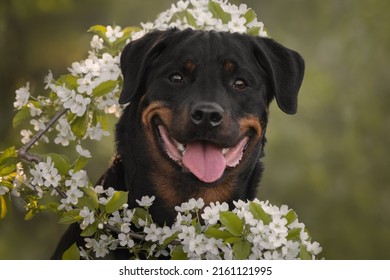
[
  {"xmin": 184, "ymin": 59, "xmax": 197, "ymax": 73},
  {"xmin": 223, "ymin": 60, "xmax": 235, "ymax": 73}
]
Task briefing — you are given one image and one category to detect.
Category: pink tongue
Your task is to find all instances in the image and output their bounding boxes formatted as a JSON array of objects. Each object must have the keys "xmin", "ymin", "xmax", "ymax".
[{"xmin": 182, "ymin": 142, "xmax": 226, "ymax": 183}]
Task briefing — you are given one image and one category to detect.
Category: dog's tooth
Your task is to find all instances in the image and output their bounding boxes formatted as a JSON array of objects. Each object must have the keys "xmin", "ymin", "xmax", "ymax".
[
  {"xmin": 177, "ymin": 142, "xmax": 186, "ymax": 153},
  {"xmin": 222, "ymin": 148, "xmax": 229, "ymax": 155}
]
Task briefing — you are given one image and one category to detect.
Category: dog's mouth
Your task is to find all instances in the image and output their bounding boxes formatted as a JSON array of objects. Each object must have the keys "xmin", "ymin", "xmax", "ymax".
[{"xmin": 156, "ymin": 125, "xmax": 249, "ymax": 183}]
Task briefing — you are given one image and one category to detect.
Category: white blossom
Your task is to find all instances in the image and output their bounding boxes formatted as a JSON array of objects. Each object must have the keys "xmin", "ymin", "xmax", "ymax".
[
  {"xmin": 306, "ymin": 241, "xmax": 323, "ymax": 256},
  {"xmin": 0, "ymin": 185, "xmax": 9, "ymax": 195},
  {"xmin": 201, "ymin": 201, "xmax": 228, "ymax": 225},
  {"xmin": 55, "ymin": 85, "xmax": 73, "ymax": 103},
  {"xmin": 54, "ymin": 118, "xmax": 75, "ymax": 146},
  {"xmin": 118, "ymin": 233, "xmax": 135, "ymax": 247},
  {"xmin": 86, "ymin": 123, "xmax": 110, "ymax": 141},
  {"xmin": 144, "ymin": 223, "xmax": 162, "ymax": 242},
  {"xmin": 91, "ymin": 235, "xmax": 116, "ymax": 258},
  {"xmin": 175, "ymin": 197, "xmax": 204, "ymax": 212},
  {"xmin": 65, "ymin": 186, "xmax": 84, "ymax": 205},
  {"xmin": 43, "ymin": 70, "xmax": 54, "ymax": 90},
  {"xmin": 63, "ymin": 92, "xmax": 91, "ymax": 116},
  {"xmin": 77, "ymin": 73, "xmax": 95, "ymax": 95},
  {"xmin": 136, "ymin": 195, "xmax": 155, "ymax": 207},
  {"xmin": 227, "ymin": 14, "xmax": 247, "ymax": 33},
  {"xmin": 20, "ymin": 129, "xmax": 33, "ymax": 144},
  {"xmin": 30, "ymin": 119, "xmax": 45, "ymax": 132},
  {"xmin": 90, "ymin": 35, "xmax": 104, "ymax": 50},
  {"xmin": 65, "ymin": 169, "xmax": 89, "ymax": 188},
  {"xmin": 27, "ymin": 103, "xmax": 42, "ymax": 117},
  {"xmin": 94, "ymin": 185, "xmax": 105, "ymax": 194},
  {"xmin": 120, "ymin": 223, "xmax": 131, "ymax": 234},
  {"xmin": 76, "ymin": 144, "xmax": 92, "ymax": 158},
  {"xmin": 188, "ymin": 234, "xmax": 207, "ymax": 255},
  {"xmin": 80, "ymin": 206, "xmax": 95, "ymax": 229},
  {"xmin": 282, "ymin": 240, "xmax": 300, "ymax": 259},
  {"xmin": 269, "ymin": 216, "xmax": 288, "ymax": 234},
  {"xmin": 14, "ymin": 82, "xmax": 30, "ymax": 109},
  {"xmin": 29, "ymin": 157, "xmax": 61, "ymax": 192},
  {"xmin": 106, "ymin": 26, "xmax": 123, "ymax": 42}
]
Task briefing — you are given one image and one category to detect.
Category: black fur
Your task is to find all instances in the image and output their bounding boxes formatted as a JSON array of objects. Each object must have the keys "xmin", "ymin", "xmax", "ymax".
[{"xmin": 52, "ymin": 29, "xmax": 304, "ymax": 259}]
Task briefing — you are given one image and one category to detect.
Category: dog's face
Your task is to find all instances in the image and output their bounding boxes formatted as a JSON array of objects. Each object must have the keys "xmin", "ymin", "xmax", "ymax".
[{"xmin": 118, "ymin": 29, "xmax": 304, "ymax": 208}]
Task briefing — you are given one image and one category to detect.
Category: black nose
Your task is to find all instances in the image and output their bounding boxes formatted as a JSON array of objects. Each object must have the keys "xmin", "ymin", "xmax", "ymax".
[{"xmin": 190, "ymin": 102, "xmax": 224, "ymax": 128}]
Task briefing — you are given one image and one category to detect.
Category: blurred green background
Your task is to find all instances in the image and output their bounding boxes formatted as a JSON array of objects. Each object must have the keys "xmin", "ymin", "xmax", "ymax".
[{"xmin": 0, "ymin": 0, "xmax": 389, "ymax": 259}]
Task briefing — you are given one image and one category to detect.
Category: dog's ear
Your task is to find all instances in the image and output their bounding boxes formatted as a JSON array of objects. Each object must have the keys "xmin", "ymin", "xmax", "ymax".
[
  {"xmin": 119, "ymin": 30, "xmax": 171, "ymax": 104},
  {"xmin": 253, "ymin": 38, "xmax": 305, "ymax": 115}
]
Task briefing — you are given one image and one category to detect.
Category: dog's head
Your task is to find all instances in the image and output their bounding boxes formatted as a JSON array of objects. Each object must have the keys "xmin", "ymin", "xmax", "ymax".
[{"xmin": 118, "ymin": 29, "xmax": 304, "ymax": 207}]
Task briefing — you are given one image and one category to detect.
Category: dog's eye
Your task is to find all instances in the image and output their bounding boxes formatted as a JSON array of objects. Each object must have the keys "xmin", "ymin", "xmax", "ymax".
[
  {"xmin": 233, "ymin": 79, "xmax": 248, "ymax": 90},
  {"xmin": 169, "ymin": 73, "xmax": 184, "ymax": 84}
]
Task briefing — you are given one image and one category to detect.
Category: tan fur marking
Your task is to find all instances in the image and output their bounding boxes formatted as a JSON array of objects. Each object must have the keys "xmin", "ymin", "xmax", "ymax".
[
  {"xmin": 141, "ymin": 101, "xmax": 172, "ymax": 129},
  {"xmin": 223, "ymin": 60, "xmax": 235, "ymax": 73},
  {"xmin": 184, "ymin": 60, "xmax": 197, "ymax": 73},
  {"xmin": 142, "ymin": 103, "xmax": 264, "ymax": 210},
  {"xmin": 239, "ymin": 115, "xmax": 263, "ymax": 139}
]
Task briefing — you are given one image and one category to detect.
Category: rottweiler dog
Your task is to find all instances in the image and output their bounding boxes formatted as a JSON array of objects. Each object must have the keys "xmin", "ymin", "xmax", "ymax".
[{"xmin": 53, "ymin": 28, "xmax": 304, "ymax": 259}]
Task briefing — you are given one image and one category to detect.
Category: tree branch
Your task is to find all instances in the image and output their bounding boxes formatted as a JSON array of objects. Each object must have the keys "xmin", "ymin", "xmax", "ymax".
[
  {"xmin": 104, "ymin": 223, "xmax": 181, "ymax": 245},
  {"xmin": 17, "ymin": 107, "xmax": 68, "ymax": 163},
  {"xmin": 104, "ymin": 224, "xmax": 147, "ymax": 241},
  {"xmin": 14, "ymin": 105, "xmax": 182, "ymax": 247}
]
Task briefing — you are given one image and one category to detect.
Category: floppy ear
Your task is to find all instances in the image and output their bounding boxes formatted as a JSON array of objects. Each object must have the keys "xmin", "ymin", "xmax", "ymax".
[
  {"xmin": 119, "ymin": 30, "xmax": 171, "ymax": 104},
  {"xmin": 253, "ymin": 38, "xmax": 305, "ymax": 115}
]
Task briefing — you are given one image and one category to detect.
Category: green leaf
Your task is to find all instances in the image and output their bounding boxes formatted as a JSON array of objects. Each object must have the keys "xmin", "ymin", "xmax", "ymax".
[
  {"xmin": 83, "ymin": 187, "xmax": 99, "ymax": 209},
  {"xmin": 0, "ymin": 146, "xmax": 17, "ymax": 162},
  {"xmin": 162, "ymin": 232, "xmax": 179, "ymax": 247},
  {"xmin": 121, "ymin": 26, "xmax": 142, "ymax": 36},
  {"xmin": 73, "ymin": 156, "xmax": 89, "ymax": 172},
  {"xmin": 249, "ymin": 202, "xmax": 272, "ymax": 224},
  {"xmin": 287, "ymin": 228, "xmax": 301, "ymax": 240},
  {"xmin": 105, "ymin": 191, "xmax": 128, "ymax": 213},
  {"xmin": 219, "ymin": 211, "xmax": 243, "ymax": 237},
  {"xmin": 170, "ymin": 245, "xmax": 188, "ymax": 260},
  {"xmin": 244, "ymin": 8, "xmax": 257, "ymax": 24},
  {"xmin": 132, "ymin": 207, "xmax": 151, "ymax": 228},
  {"xmin": 0, "ymin": 160, "xmax": 18, "ymax": 177},
  {"xmin": 77, "ymin": 196, "xmax": 96, "ymax": 211},
  {"xmin": 0, "ymin": 163, "xmax": 17, "ymax": 177},
  {"xmin": 88, "ymin": 25, "xmax": 107, "ymax": 39},
  {"xmin": 92, "ymin": 80, "xmax": 117, "ymax": 99},
  {"xmin": 92, "ymin": 108, "xmax": 108, "ymax": 130},
  {"xmin": 58, "ymin": 209, "xmax": 83, "ymax": 224},
  {"xmin": 24, "ymin": 209, "xmax": 37, "ymax": 220},
  {"xmin": 0, "ymin": 165, "xmax": 16, "ymax": 177},
  {"xmin": 81, "ymin": 221, "xmax": 98, "ymax": 237},
  {"xmin": 24, "ymin": 200, "xmax": 39, "ymax": 220},
  {"xmin": 247, "ymin": 26, "xmax": 261, "ymax": 36},
  {"xmin": 233, "ymin": 240, "xmax": 251, "ymax": 260},
  {"xmin": 224, "ymin": 236, "xmax": 241, "ymax": 244},
  {"xmin": 208, "ymin": 1, "xmax": 231, "ymax": 24},
  {"xmin": 70, "ymin": 112, "xmax": 89, "ymax": 138},
  {"xmin": 185, "ymin": 11, "xmax": 197, "ymax": 27},
  {"xmin": 57, "ymin": 74, "xmax": 79, "ymax": 90},
  {"xmin": 204, "ymin": 227, "xmax": 233, "ymax": 240},
  {"xmin": 13, "ymin": 108, "xmax": 31, "ymax": 128},
  {"xmin": 300, "ymin": 244, "xmax": 312, "ymax": 260},
  {"xmin": 0, "ymin": 196, "xmax": 7, "ymax": 220},
  {"xmin": 62, "ymin": 243, "xmax": 80, "ymax": 260},
  {"xmin": 114, "ymin": 26, "xmax": 142, "ymax": 47},
  {"xmin": 0, "ymin": 147, "xmax": 18, "ymax": 176},
  {"xmin": 46, "ymin": 153, "xmax": 70, "ymax": 175},
  {"xmin": 285, "ymin": 209, "xmax": 298, "ymax": 226}
]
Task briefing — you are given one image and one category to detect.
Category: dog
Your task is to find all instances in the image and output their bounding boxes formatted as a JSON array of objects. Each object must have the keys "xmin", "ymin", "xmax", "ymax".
[{"xmin": 52, "ymin": 28, "xmax": 304, "ymax": 259}]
